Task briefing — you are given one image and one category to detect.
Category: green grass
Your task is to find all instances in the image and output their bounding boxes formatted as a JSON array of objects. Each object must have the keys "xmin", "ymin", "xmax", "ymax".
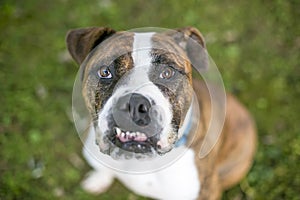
[{"xmin": 1, "ymin": 0, "xmax": 299, "ymax": 199}]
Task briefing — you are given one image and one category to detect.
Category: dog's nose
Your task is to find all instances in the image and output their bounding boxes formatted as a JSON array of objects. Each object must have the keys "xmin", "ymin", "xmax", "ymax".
[{"xmin": 128, "ymin": 93, "xmax": 151, "ymax": 126}]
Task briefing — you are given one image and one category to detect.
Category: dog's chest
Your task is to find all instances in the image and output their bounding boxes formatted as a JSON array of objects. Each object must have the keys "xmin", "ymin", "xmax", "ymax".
[
  {"xmin": 83, "ymin": 127, "xmax": 200, "ymax": 200},
  {"xmin": 115, "ymin": 149, "xmax": 200, "ymax": 200}
]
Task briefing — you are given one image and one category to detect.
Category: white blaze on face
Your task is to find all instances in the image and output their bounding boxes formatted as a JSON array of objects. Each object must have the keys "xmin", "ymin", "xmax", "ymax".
[
  {"xmin": 130, "ymin": 33, "xmax": 173, "ymax": 149},
  {"xmin": 98, "ymin": 32, "xmax": 174, "ymax": 152},
  {"xmin": 132, "ymin": 32, "xmax": 153, "ymax": 71}
]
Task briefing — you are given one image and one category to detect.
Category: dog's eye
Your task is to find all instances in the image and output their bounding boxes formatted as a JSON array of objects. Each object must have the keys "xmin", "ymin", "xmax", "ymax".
[
  {"xmin": 97, "ymin": 66, "xmax": 112, "ymax": 79},
  {"xmin": 160, "ymin": 66, "xmax": 175, "ymax": 79}
]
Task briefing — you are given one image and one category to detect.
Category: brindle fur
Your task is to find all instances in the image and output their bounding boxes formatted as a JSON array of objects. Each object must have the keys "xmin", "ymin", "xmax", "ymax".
[
  {"xmin": 189, "ymin": 80, "xmax": 256, "ymax": 199},
  {"xmin": 66, "ymin": 26, "xmax": 257, "ymax": 200}
]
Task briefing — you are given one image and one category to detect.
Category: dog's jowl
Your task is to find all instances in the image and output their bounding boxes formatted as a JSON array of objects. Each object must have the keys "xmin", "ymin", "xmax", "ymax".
[{"xmin": 66, "ymin": 26, "xmax": 257, "ymax": 200}]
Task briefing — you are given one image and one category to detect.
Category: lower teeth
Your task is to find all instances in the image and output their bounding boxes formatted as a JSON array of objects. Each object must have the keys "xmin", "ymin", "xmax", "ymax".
[{"xmin": 115, "ymin": 127, "xmax": 147, "ymax": 142}]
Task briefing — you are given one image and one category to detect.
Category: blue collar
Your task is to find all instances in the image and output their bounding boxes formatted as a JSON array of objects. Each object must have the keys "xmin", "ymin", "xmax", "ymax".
[{"xmin": 175, "ymin": 103, "xmax": 195, "ymax": 147}]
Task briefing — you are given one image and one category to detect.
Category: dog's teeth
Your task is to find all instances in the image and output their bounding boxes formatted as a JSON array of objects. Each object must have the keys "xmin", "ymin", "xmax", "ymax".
[
  {"xmin": 117, "ymin": 129, "xmax": 149, "ymax": 142},
  {"xmin": 141, "ymin": 133, "xmax": 147, "ymax": 140},
  {"xmin": 115, "ymin": 127, "xmax": 121, "ymax": 136},
  {"xmin": 133, "ymin": 132, "xmax": 147, "ymax": 142},
  {"xmin": 121, "ymin": 132, "xmax": 125, "ymax": 138},
  {"xmin": 127, "ymin": 132, "xmax": 134, "ymax": 139}
]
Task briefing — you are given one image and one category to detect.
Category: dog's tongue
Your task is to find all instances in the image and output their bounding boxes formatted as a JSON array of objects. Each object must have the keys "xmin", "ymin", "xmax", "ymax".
[{"xmin": 116, "ymin": 129, "xmax": 148, "ymax": 143}]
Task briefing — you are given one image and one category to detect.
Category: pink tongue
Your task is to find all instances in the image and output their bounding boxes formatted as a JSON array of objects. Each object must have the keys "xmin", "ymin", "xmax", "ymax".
[{"xmin": 117, "ymin": 133, "xmax": 147, "ymax": 143}]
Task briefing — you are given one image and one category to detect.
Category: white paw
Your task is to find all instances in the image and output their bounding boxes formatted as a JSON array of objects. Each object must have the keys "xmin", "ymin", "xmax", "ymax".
[{"xmin": 81, "ymin": 170, "xmax": 114, "ymax": 194}]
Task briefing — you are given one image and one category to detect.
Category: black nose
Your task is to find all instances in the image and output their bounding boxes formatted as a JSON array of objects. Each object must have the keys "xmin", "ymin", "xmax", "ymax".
[{"xmin": 129, "ymin": 93, "xmax": 151, "ymax": 126}]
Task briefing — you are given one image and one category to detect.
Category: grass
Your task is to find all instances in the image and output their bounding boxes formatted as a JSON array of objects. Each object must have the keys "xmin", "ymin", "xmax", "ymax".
[{"xmin": 0, "ymin": 0, "xmax": 299, "ymax": 199}]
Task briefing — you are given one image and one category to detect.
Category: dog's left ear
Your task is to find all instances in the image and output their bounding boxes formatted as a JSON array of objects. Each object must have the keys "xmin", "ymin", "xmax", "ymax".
[
  {"xmin": 66, "ymin": 27, "xmax": 116, "ymax": 65},
  {"xmin": 171, "ymin": 27, "xmax": 208, "ymax": 70}
]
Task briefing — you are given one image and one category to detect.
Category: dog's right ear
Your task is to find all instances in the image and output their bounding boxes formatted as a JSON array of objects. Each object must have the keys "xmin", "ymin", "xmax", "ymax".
[
  {"xmin": 168, "ymin": 27, "xmax": 208, "ymax": 70},
  {"xmin": 66, "ymin": 27, "xmax": 116, "ymax": 65}
]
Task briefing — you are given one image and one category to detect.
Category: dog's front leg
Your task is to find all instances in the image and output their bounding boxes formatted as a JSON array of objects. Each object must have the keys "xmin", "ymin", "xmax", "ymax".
[{"xmin": 81, "ymin": 168, "xmax": 114, "ymax": 194}]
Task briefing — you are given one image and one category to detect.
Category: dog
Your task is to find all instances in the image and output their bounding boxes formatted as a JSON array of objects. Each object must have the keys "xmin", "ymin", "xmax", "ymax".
[{"xmin": 66, "ymin": 26, "xmax": 256, "ymax": 200}]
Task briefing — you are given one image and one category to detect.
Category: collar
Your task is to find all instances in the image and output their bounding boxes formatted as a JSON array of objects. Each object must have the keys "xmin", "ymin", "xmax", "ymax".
[{"xmin": 175, "ymin": 96, "xmax": 198, "ymax": 147}]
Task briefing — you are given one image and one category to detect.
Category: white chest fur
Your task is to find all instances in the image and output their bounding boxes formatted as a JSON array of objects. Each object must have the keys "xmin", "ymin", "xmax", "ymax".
[{"xmin": 82, "ymin": 127, "xmax": 200, "ymax": 200}]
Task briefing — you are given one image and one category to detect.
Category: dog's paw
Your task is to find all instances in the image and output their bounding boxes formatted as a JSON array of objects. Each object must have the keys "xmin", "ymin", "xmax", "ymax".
[{"xmin": 81, "ymin": 170, "xmax": 114, "ymax": 194}]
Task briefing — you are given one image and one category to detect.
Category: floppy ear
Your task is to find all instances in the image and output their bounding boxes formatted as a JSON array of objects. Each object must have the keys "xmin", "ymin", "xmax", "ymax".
[
  {"xmin": 66, "ymin": 27, "xmax": 116, "ymax": 65},
  {"xmin": 172, "ymin": 27, "xmax": 208, "ymax": 70}
]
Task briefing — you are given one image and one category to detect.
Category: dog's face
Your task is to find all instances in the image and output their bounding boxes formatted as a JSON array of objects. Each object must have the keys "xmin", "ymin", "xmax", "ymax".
[{"xmin": 67, "ymin": 27, "xmax": 207, "ymax": 159}]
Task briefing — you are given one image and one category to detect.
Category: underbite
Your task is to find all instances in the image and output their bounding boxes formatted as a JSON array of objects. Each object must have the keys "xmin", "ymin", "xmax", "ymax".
[
  {"xmin": 114, "ymin": 127, "xmax": 148, "ymax": 143},
  {"xmin": 108, "ymin": 126, "xmax": 159, "ymax": 154}
]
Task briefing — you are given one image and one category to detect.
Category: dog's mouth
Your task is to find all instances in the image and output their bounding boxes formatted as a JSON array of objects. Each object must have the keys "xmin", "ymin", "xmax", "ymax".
[
  {"xmin": 106, "ymin": 126, "xmax": 160, "ymax": 154},
  {"xmin": 97, "ymin": 92, "xmax": 174, "ymax": 158}
]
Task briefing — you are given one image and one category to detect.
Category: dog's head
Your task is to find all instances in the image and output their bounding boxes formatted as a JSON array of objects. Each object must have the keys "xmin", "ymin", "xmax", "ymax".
[{"xmin": 67, "ymin": 27, "xmax": 207, "ymax": 159}]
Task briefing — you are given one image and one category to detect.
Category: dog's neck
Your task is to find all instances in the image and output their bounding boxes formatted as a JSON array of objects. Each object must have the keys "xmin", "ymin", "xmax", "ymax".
[{"xmin": 176, "ymin": 96, "xmax": 197, "ymax": 147}]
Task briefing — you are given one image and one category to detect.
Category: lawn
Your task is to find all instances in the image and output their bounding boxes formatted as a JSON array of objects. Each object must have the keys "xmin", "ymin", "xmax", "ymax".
[{"xmin": 1, "ymin": 0, "xmax": 299, "ymax": 199}]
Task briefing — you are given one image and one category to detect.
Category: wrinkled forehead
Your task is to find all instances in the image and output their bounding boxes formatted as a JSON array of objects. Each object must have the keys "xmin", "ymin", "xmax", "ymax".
[
  {"xmin": 84, "ymin": 31, "xmax": 191, "ymax": 73},
  {"xmin": 151, "ymin": 33, "xmax": 191, "ymax": 73}
]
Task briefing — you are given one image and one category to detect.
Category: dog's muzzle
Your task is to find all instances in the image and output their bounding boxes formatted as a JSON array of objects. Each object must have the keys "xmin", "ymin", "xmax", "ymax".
[{"xmin": 107, "ymin": 93, "xmax": 166, "ymax": 154}]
